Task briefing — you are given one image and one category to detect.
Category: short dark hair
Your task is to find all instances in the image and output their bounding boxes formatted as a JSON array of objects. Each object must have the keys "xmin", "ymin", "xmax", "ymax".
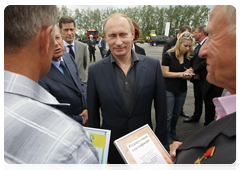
[
  {"xmin": 197, "ymin": 25, "xmax": 208, "ymax": 36},
  {"xmin": 59, "ymin": 16, "xmax": 76, "ymax": 29},
  {"xmin": 180, "ymin": 25, "xmax": 192, "ymax": 33}
]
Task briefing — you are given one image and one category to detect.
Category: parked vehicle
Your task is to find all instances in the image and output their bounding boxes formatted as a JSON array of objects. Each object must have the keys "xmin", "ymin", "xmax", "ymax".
[
  {"xmin": 135, "ymin": 38, "xmax": 145, "ymax": 44},
  {"xmin": 87, "ymin": 29, "xmax": 100, "ymax": 40},
  {"xmin": 145, "ymin": 30, "xmax": 157, "ymax": 42},
  {"xmin": 149, "ymin": 36, "xmax": 172, "ymax": 46}
]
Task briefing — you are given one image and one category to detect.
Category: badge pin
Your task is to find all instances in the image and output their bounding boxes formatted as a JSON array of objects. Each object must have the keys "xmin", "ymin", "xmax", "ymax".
[{"xmin": 195, "ymin": 146, "xmax": 215, "ymax": 164}]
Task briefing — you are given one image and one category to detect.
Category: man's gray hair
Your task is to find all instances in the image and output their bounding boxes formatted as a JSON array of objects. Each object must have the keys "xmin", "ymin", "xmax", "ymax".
[
  {"xmin": 4, "ymin": 5, "xmax": 58, "ymax": 54},
  {"xmin": 219, "ymin": 5, "xmax": 236, "ymax": 34},
  {"xmin": 197, "ymin": 25, "xmax": 208, "ymax": 36},
  {"xmin": 103, "ymin": 13, "xmax": 134, "ymax": 35}
]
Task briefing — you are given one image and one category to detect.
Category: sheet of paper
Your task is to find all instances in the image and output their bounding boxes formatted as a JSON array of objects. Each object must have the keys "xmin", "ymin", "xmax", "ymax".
[
  {"xmin": 84, "ymin": 127, "xmax": 111, "ymax": 164},
  {"xmin": 127, "ymin": 134, "xmax": 167, "ymax": 164}
]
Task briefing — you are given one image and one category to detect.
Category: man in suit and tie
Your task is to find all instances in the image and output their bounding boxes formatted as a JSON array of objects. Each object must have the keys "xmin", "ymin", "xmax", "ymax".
[
  {"xmin": 39, "ymin": 25, "xmax": 88, "ymax": 125},
  {"xmin": 97, "ymin": 35, "xmax": 106, "ymax": 58},
  {"xmin": 87, "ymin": 13, "xmax": 167, "ymax": 164},
  {"xmin": 59, "ymin": 16, "xmax": 88, "ymax": 87},
  {"xmin": 184, "ymin": 25, "xmax": 223, "ymax": 126},
  {"xmin": 184, "ymin": 25, "xmax": 207, "ymax": 123},
  {"xmin": 87, "ymin": 35, "xmax": 97, "ymax": 62},
  {"xmin": 162, "ymin": 25, "xmax": 192, "ymax": 119}
]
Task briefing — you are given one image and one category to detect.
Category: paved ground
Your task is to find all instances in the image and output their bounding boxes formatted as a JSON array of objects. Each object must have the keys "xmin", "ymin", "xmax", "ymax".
[{"xmin": 84, "ymin": 42, "xmax": 205, "ymax": 145}]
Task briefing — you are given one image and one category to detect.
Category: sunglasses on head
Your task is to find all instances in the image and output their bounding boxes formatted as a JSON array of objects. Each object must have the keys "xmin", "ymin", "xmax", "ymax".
[{"xmin": 182, "ymin": 32, "xmax": 195, "ymax": 38}]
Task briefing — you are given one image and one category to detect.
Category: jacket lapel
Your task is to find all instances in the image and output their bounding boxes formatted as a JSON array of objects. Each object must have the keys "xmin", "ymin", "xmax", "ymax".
[
  {"xmin": 129, "ymin": 54, "xmax": 147, "ymax": 115},
  {"xmin": 48, "ymin": 63, "xmax": 77, "ymax": 92},
  {"xmin": 74, "ymin": 40, "xmax": 81, "ymax": 65},
  {"xmin": 101, "ymin": 57, "xmax": 128, "ymax": 115},
  {"xmin": 48, "ymin": 53, "xmax": 80, "ymax": 92},
  {"xmin": 62, "ymin": 52, "xmax": 81, "ymax": 92}
]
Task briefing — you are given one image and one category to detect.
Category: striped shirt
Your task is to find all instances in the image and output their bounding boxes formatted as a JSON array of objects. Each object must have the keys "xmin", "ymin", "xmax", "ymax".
[{"xmin": 4, "ymin": 70, "xmax": 99, "ymax": 164}]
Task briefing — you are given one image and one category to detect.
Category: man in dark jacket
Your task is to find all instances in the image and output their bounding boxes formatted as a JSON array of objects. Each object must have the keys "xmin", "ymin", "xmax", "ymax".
[{"xmin": 87, "ymin": 35, "xmax": 96, "ymax": 62}]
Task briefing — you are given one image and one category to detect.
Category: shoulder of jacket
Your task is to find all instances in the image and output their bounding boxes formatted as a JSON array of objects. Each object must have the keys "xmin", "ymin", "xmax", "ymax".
[{"xmin": 75, "ymin": 40, "xmax": 87, "ymax": 47}]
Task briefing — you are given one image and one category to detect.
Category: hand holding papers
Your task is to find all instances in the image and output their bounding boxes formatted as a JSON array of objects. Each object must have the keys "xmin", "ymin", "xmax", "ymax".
[{"xmin": 114, "ymin": 124, "xmax": 173, "ymax": 164}]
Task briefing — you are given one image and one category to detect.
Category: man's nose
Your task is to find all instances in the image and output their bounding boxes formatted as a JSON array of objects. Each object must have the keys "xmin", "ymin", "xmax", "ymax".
[
  {"xmin": 199, "ymin": 39, "xmax": 208, "ymax": 58},
  {"xmin": 55, "ymin": 39, "xmax": 59, "ymax": 45},
  {"xmin": 115, "ymin": 36, "xmax": 122, "ymax": 45}
]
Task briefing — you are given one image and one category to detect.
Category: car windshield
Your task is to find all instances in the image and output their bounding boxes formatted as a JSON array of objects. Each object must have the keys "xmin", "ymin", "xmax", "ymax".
[{"xmin": 89, "ymin": 31, "xmax": 98, "ymax": 36}]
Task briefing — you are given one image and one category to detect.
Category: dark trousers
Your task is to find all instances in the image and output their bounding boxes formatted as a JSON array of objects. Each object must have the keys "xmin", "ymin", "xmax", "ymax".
[
  {"xmin": 203, "ymin": 85, "xmax": 223, "ymax": 126},
  {"xmin": 99, "ymin": 47, "xmax": 104, "ymax": 59},
  {"xmin": 89, "ymin": 48, "xmax": 95, "ymax": 62},
  {"xmin": 192, "ymin": 80, "xmax": 204, "ymax": 120}
]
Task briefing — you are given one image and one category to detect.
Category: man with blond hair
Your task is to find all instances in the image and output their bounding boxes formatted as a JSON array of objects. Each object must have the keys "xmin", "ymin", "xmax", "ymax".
[{"xmin": 88, "ymin": 13, "xmax": 167, "ymax": 164}]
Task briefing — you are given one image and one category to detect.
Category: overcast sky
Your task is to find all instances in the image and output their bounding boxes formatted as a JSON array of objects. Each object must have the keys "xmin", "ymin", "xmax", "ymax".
[{"xmin": 58, "ymin": 5, "xmax": 214, "ymax": 11}]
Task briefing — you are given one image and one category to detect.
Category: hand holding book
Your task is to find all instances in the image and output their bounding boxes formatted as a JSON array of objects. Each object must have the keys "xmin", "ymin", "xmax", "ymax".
[{"xmin": 114, "ymin": 124, "xmax": 173, "ymax": 164}]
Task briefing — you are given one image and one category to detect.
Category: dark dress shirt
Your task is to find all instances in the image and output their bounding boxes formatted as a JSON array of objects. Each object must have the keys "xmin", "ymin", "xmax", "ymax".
[{"xmin": 111, "ymin": 51, "xmax": 139, "ymax": 113}]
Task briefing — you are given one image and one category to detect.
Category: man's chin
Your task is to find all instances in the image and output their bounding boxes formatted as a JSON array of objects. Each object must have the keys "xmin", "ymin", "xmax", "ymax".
[
  {"xmin": 52, "ymin": 55, "xmax": 62, "ymax": 61},
  {"xmin": 112, "ymin": 52, "xmax": 126, "ymax": 58},
  {"xmin": 65, "ymin": 39, "xmax": 73, "ymax": 43}
]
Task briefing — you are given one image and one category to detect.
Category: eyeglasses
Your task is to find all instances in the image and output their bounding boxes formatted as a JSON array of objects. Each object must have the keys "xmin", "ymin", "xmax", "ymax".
[{"xmin": 182, "ymin": 32, "xmax": 195, "ymax": 38}]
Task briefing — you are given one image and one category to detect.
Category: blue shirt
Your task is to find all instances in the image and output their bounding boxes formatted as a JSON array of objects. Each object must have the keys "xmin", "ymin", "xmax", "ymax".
[{"xmin": 51, "ymin": 57, "xmax": 64, "ymax": 73}]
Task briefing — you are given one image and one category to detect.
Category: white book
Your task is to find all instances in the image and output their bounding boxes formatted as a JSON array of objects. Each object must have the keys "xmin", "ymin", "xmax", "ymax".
[{"xmin": 114, "ymin": 124, "xmax": 173, "ymax": 164}]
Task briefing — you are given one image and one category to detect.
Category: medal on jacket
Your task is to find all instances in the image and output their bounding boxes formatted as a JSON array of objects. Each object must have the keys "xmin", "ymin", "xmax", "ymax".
[{"xmin": 195, "ymin": 146, "xmax": 215, "ymax": 164}]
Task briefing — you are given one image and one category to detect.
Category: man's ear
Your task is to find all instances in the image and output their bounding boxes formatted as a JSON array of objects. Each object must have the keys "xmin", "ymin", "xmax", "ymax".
[
  {"xmin": 40, "ymin": 26, "xmax": 53, "ymax": 55},
  {"xmin": 132, "ymin": 30, "xmax": 135, "ymax": 40}
]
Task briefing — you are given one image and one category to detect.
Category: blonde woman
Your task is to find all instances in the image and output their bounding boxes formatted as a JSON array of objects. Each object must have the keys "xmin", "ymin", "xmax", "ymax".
[{"xmin": 161, "ymin": 32, "xmax": 195, "ymax": 147}]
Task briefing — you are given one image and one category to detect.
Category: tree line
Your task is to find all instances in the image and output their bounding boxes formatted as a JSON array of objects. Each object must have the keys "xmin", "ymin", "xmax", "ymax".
[{"xmin": 57, "ymin": 5, "xmax": 210, "ymax": 39}]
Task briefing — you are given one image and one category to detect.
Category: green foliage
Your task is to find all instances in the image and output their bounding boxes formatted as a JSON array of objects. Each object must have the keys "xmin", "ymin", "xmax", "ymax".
[{"xmin": 57, "ymin": 5, "xmax": 210, "ymax": 37}]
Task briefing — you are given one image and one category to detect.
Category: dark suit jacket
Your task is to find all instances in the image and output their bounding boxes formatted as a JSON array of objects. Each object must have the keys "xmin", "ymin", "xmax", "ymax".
[
  {"xmin": 191, "ymin": 40, "xmax": 223, "ymax": 98},
  {"xmin": 87, "ymin": 52, "xmax": 167, "ymax": 163},
  {"xmin": 106, "ymin": 43, "xmax": 146, "ymax": 56},
  {"xmin": 87, "ymin": 39, "xmax": 96, "ymax": 50},
  {"xmin": 190, "ymin": 41, "xmax": 208, "ymax": 93},
  {"xmin": 175, "ymin": 113, "xmax": 236, "ymax": 164},
  {"xmin": 162, "ymin": 37, "xmax": 177, "ymax": 57},
  {"xmin": 39, "ymin": 52, "xmax": 87, "ymax": 124}
]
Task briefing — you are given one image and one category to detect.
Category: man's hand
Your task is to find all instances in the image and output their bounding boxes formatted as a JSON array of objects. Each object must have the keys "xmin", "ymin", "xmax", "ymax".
[
  {"xmin": 170, "ymin": 141, "xmax": 182, "ymax": 162},
  {"xmin": 79, "ymin": 109, "xmax": 88, "ymax": 125},
  {"xmin": 193, "ymin": 73, "xmax": 200, "ymax": 80}
]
